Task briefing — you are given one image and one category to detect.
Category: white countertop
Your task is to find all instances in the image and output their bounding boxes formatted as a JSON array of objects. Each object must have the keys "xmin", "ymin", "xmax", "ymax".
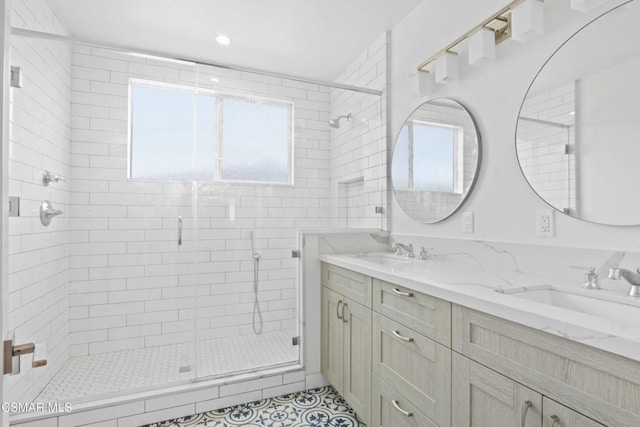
[{"xmin": 321, "ymin": 252, "xmax": 640, "ymax": 363}]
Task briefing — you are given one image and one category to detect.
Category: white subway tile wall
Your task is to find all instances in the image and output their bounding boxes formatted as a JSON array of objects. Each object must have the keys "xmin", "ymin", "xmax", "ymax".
[
  {"xmin": 66, "ymin": 49, "xmax": 339, "ymax": 356},
  {"xmin": 8, "ymin": 0, "xmax": 72, "ymax": 405},
  {"xmin": 330, "ymin": 32, "xmax": 388, "ymax": 230},
  {"xmin": 518, "ymin": 82, "xmax": 576, "ymax": 213}
]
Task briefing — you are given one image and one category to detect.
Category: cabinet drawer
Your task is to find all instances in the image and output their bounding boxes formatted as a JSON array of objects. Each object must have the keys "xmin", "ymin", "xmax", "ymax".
[
  {"xmin": 322, "ymin": 263, "xmax": 371, "ymax": 307},
  {"xmin": 373, "ymin": 278, "xmax": 450, "ymax": 346},
  {"xmin": 372, "ymin": 313, "xmax": 450, "ymax": 427},
  {"xmin": 453, "ymin": 305, "xmax": 640, "ymax": 426},
  {"xmin": 543, "ymin": 397, "xmax": 605, "ymax": 427},
  {"xmin": 371, "ymin": 376, "xmax": 438, "ymax": 427}
]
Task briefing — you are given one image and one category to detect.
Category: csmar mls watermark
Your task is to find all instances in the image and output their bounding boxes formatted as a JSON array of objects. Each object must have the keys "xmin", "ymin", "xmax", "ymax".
[{"xmin": 2, "ymin": 401, "xmax": 72, "ymax": 413}]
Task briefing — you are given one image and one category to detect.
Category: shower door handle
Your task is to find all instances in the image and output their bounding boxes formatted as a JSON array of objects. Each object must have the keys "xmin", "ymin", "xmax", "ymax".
[{"xmin": 177, "ymin": 216, "xmax": 183, "ymax": 246}]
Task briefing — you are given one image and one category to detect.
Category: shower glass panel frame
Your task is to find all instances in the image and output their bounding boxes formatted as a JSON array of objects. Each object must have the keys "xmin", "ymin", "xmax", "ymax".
[{"xmin": 4, "ymin": 27, "xmax": 386, "ymax": 418}]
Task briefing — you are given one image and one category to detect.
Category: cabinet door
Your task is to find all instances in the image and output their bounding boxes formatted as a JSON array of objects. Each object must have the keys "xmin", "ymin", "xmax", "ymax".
[
  {"xmin": 543, "ymin": 397, "xmax": 606, "ymax": 427},
  {"xmin": 321, "ymin": 287, "xmax": 344, "ymax": 393},
  {"xmin": 452, "ymin": 352, "xmax": 542, "ymax": 427},
  {"xmin": 343, "ymin": 297, "xmax": 372, "ymax": 426}
]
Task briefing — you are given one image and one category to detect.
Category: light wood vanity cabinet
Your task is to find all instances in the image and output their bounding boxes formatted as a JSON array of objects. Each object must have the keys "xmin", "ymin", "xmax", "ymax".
[
  {"xmin": 321, "ymin": 264, "xmax": 372, "ymax": 426},
  {"xmin": 452, "ymin": 351, "xmax": 542, "ymax": 426},
  {"xmin": 453, "ymin": 305, "xmax": 640, "ymax": 426},
  {"xmin": 452, "ymin": 352, "xmax": 605, "ymax": 427},
  {"xmin": 372, "ymin": 279, "xmax": 451, "ymax": 346},
  {"xmin": 371, "ymin": 279, "xmax": 452, "ymax": 427},
  {"xmin": 320, "ymin": 263, "xmax": 639, "ymax": 427}
]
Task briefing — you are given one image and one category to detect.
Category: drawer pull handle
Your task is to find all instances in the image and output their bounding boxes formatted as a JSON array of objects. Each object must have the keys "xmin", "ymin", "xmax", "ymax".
[
  {"xmin": 392, "ymin": 288, "xmax": 414, "ymax": 297},
  {"xmin": 392, "ymin": 330, "xmax": 414, "ymax": 342},
  {"xmin": 337, "ymin": 300, "xmax": 343, "ymax": 320},
  {"xmin": 548, "ymin": 415, "xmax": 560, "ymax": 427},
  {"xmin": 342, "ymin": 303, "xmax": 348, "ymax": 324},
  {"xmin": 391, "ymin": 400, "xmax": 413, "ymax": 417},
  {"xmin": 521, "ymin": 400, "xmax": 533, "ymax": 427}
]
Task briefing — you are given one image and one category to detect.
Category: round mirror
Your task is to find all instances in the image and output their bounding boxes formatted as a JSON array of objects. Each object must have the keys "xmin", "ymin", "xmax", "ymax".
[
  {"xmin": 391, "ymin": 98, "xmax": 481, "ymax": 224},
  {"xmin": 516, "ymin": 1, "xmax": 639, "ymax": 225}
]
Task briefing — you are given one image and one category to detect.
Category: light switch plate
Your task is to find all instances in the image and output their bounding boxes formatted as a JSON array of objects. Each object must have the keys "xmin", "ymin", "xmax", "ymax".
[{"xmin": 462, "ymin": 211, "xmax": 474, "ymax": 233}]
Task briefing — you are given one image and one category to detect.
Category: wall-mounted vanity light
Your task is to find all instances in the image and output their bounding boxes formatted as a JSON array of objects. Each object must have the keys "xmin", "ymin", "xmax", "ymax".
[
  {"xmin": 512, "ymin": 0, "xmax": 545, "ymax": 42},
  {"xmin": 468, "ymin": 27, "xmax": 496, "ymax": 66},
  {"xmin": 435, "ymin": 51, "xmax": 459, "ymax": 83}
]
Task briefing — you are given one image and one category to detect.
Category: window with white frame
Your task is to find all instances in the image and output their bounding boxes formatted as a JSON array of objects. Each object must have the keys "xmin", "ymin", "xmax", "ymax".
[
  {"xmin": 129, "ymin": 80, "xmax": 293, "ymax": 183},
  {"xmin": 393, "ymin": 120, "xmax": 464, "ymax": 193}
]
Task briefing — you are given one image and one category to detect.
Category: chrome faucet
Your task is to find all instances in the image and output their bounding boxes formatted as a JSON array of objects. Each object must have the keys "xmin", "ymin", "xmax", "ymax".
[
  {"xmin": 393, "ymin": 243, "xmax": 414, "ymax": 258},
  {"xmin": 608, "ymin": 268, "xmax": 640, "ymax": 297},
  {"xmin": 418, "ymin": 247, "xmax": 433, "ymax": 260}
]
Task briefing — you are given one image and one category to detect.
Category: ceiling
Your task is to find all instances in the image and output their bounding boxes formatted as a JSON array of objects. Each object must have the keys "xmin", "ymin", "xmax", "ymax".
[{"xmin": 48, "ymin": 0, "xmax": 423, "ymax": 82}]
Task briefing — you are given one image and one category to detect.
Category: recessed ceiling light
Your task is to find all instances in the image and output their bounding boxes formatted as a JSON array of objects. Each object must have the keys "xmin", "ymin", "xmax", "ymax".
[
  {"xmin": 210, "ymin": 77, "xmax": 220, "ymax": 83},
  {"xmin": 216, "ymin": 34, "xmax": 231, "ymax": 46},
  {"xmin": 568, "ymin": 111, "xmax": 576, "ymax": 115}
]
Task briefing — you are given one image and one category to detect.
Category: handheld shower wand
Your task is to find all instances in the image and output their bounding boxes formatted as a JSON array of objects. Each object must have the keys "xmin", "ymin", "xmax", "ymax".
[{"xmin": 250, "ymin": 231, "xmax": 263, "ymax": 334}]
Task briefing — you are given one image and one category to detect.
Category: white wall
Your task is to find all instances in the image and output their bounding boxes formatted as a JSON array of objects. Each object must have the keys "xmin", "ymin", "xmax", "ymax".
[
  {"xmin": 390, "ymin": 0, "xmax": 640, "ymax": 250},
  {"xmin": 8, "ymin": 0, "xmax": 71, "ymax": 405}
]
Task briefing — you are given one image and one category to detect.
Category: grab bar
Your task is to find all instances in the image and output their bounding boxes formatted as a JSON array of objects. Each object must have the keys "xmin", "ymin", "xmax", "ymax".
[{"xmin": 178, "ymin": 216, "xmax": 183, "ymax": 246}]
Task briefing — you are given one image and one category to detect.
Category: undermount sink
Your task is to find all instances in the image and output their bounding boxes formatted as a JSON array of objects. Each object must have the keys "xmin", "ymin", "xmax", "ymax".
[
  {"xmin": 346, "ymin": 253, "xmax": 412, "ymax": 267},
  {"xmin": 505, "ymin": 287, "xmax": 639, "ymax": 330}
]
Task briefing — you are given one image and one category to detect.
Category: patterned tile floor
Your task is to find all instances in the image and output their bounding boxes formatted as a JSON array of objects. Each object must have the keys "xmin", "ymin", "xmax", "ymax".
[
  {"xmin": 37, "ymin": 330, "xmax": 298, "ymax": 402},
  {"xmin": 144, "ymin": 386, "xmax": 364, "ymax": 427}
]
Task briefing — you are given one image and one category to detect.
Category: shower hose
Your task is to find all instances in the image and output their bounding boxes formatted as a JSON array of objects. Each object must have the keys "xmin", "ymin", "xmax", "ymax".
[{"xmin": 252, "ymin": 253, "xmax": 263, "ymax": 335}]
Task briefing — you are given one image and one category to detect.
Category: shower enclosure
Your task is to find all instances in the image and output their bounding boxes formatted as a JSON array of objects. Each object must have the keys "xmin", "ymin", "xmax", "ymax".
[{"xmin": 2, "ymin": 8, "xmax": 387, "ymax": 422}]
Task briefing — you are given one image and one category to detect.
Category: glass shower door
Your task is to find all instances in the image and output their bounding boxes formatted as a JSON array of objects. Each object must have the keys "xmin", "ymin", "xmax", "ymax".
[
  {"xmin": 192, "ymin": 63, "xmax": 303, "ymax": 380},
  {"xmin": 4, "ymin": 39, "xmax": 198, "ymax": 409}
]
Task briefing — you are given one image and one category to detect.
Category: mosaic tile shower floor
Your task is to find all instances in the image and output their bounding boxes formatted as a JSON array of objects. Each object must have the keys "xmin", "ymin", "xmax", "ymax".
[
  {"xmin": 37, "ymin": 330, "xmax": 298, "ymax": 402},
  {"xmin": 144, "ymin": 386, "xmax": 364, "ymax": 427}
]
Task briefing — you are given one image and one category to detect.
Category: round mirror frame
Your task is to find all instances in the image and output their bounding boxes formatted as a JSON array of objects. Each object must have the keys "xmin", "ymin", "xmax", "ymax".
[
  {"xmin": 514, "ymin": 1, "xmax": 638, "ymax": 226},
  {"xmin": 391, "ymin": 97, "xmax": 482, "ymax": 224}
]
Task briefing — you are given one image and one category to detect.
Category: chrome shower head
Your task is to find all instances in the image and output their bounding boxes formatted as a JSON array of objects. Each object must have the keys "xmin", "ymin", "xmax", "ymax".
[{"xmin": 329, "ymin": 113, "xmax": 352, "ymax": 128}]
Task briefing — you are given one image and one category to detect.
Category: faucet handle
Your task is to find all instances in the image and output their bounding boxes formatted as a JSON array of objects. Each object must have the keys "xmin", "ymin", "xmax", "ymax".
[
  {"xmin": 406, "ymin": 243, "xmax": 415, "ymax": 258},
  {"xmin": 583, "ymin": 267, "xmax": 600, "ymax": 290},
  {"xmin": 418, "ymin": 247, "xmax": 433, "ymax": 260}
]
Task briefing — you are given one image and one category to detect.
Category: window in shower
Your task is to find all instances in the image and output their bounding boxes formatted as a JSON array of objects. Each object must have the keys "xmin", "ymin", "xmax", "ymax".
[
  {"xmin": 219, "ymin": 96, "xmax": 292, "ymax": 184},
  {"xmin": 393, "ymin": 120, "xmax": 464, "ymax": 193},
  {"xmin": 128, "ymin": 80, "xmax": 293, "ymax": 183}
]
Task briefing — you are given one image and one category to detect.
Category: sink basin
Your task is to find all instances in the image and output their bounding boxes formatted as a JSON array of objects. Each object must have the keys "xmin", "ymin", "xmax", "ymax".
[
  {"xmin": 346, "ymin": 253, "xmax": 412, "ymax": 267},
  {"xmin": 506, "ymin": 288, "xmax": 639, "ymax": 330}
]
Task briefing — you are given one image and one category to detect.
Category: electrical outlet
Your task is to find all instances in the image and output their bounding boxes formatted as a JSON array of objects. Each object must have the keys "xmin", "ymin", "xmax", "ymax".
[
  {"xmin": 462, "ymin": 211, "xmax": 474, "ymax": 233},
  {"xmin": 536, "ymin": 209, "xmax": 554, "ymax": 237}
]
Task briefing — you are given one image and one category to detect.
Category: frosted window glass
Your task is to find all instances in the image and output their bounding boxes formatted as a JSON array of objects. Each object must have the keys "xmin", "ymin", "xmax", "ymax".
[
  {"xmin": 130, "ymin": 85, "xmax": 195, "ymax": 180},
  {"xmin": 129, "ymin": 83, "xmax": 291, "ymax": 183},
  {"xmin": 413, "ymin": 124, "xmax": 454, "ymax": 192},
  {"xmin": 220, "ymin": 98, "xmax": 291, "ymax": 183},
  {"xmin": 130, "ymin": 84, "xmax": 217, "ymax": 181}
]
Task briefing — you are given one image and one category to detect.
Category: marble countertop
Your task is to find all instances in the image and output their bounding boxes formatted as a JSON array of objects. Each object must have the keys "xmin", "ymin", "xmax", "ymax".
[{"xmin": 320, "ymin": 252, "xmax": 640, "ymax": 363}]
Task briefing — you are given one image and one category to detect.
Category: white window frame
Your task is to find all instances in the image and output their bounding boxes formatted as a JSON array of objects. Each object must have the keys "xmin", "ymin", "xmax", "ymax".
[
  {"xmin": 128, "ymin": 78, "xmax": 295, "ymax": 185},
  {"xmin": 215, "ymin": 93, "xmax": 294, "ymax": 186}
]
